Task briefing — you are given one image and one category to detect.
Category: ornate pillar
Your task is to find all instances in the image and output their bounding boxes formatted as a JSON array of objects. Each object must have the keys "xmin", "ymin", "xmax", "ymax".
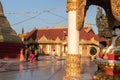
[
  {"xmin": 47, "ymin": 44, "xmax": 50, "ymax": 54},
  {"xmin": 56, "ymin": 44, "xmax": 60, "ymax": 56},
  {"xmin": 63, "ymin": 10, "xmax": 81, "ymax": 80},
  {"xmin": 63, "ymin": 0, "xmax": 86, "ymax": 80}
]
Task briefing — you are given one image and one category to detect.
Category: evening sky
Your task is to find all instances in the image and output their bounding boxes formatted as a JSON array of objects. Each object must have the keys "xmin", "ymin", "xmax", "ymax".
[{"xmin": 1, "ymin": 0, "xmax": 98, "ymax": 34}]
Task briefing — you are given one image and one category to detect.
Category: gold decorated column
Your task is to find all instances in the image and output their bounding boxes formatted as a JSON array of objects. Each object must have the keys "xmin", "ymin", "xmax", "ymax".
[{"xmin": 63, "ymin": 0, "xmax": 86, "ymax": 80}]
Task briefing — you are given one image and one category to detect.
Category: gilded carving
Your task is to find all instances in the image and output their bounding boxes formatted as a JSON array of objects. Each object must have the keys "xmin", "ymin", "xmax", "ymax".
[
  {"xmin": 67, "ymin": 0, "xmax": 77, "ymax": 12},
  {"xmin": 93, "ymin": 71, "xmax": 120, "ymax": 80},
  {"xmin": 67, "ymin": 0, "xmax": 86, "ymax": 30},
  {"xmin": 94, "ymin": 59, "xmax": 120, "ymax": 72},
  {"xmin": 63, "ymin": 54, "xmax": 81, "ymax": 80},
  {"xmin": 96, "ymin": 7, "xmax": 112, "ymax": 38},
  {"xmin": 111, "ymin": 0, "xmax": 120, "ymax": 22},
  {"xmin": 76, "ymin": 0, "xmax": 86, "ymax": 30}
]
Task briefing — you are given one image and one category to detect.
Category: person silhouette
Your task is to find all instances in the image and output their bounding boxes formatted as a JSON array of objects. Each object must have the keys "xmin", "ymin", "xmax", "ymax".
[{"xmin": 51, "ymin": 49, "xmax": 56, "ymax": 63}]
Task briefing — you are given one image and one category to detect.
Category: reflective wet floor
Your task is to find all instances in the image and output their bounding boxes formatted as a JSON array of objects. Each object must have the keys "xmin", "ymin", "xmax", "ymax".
[{"xmin": 0, "ymin": 56, "xmax": 97, "ymax": 80}]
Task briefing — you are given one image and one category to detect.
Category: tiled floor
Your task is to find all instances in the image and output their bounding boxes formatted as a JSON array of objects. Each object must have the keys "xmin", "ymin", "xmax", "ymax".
[{"xmin": 0, "ymin": 56, "xmax": 97, "ymax": 80}]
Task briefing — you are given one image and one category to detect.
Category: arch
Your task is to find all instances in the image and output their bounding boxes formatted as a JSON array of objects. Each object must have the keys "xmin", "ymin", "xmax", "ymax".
[
  {"xmin": 64, "ymin": 1, "xmax": 120, "ymax": 79},
  {"xmin": 74, "ymin": 0, "xmax": 120, "ymax": 32}
]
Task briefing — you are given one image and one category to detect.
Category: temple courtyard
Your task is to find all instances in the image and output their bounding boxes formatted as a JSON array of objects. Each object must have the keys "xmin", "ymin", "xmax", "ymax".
[{"xmin": 0, "ymin": 56, "xmax": 97, "ymax": 80}]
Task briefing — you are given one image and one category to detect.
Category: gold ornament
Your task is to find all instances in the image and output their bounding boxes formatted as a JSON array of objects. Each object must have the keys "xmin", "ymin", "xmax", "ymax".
[
  {"xmin": 111, "ymin": 0, "xmax": 120, "ymax": 22},
  {"xmin": 67, "ymin": 0, "xmax": 86, "ymax": 30},
  {"xmin": 63, "ymin": 54, "xmax": 81, "ymax": 80}
]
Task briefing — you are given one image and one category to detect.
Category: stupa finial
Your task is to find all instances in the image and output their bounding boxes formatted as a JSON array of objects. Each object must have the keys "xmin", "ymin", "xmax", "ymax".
[{"xmin": 0, "ymin": 1, "xmax": 4, "ymax": 16}]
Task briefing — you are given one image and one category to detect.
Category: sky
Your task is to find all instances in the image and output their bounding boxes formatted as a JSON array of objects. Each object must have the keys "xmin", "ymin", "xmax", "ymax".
[{"xmin": 0, "ymin": 0, "xmax": 98, "ymax": 34}]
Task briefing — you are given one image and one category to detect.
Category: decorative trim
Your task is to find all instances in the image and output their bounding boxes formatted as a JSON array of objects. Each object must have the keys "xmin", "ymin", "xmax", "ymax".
[
  {"xmin": 94, "ymin": 58, "xmax": 120, "ymax": 75},
  {"xmin": 67, "ymin": 0, "xmax": 77, "ymax": 12},
  {"xmin": 76, "ymin": 0, "xmax": 86, "ymax": 30},
  {"xmin": 67, "ymin": 0, "xmax": 86, "ymax": 30},
  {"xmin": 93, "ymin": 71, "xmax": 120, "ymax": 80}
]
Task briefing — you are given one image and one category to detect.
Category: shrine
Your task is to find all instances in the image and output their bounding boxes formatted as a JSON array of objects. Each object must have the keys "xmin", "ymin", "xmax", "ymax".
[
  {"xmin": 0, "ymin": 2, "xmax": 24, "ymax": 58},
  {"xmin": 63, "ymin": 0, "xmax": 120, "ymax": 80}
]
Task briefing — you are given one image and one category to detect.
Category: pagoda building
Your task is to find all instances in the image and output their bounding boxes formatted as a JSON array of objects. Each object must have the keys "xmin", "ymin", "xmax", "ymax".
[
  {"xmin": 0, "ymin": 2, "xmax": 24, "ymax": 58},
  {"xmin": 21, "ymin": 25, "xmax": 108, "ymax": 57}
]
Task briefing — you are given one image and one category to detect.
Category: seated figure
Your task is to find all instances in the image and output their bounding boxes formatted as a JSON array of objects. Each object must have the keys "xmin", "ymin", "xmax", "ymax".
[
  {"xmin": 101, "ymin": 26, "xmax": 120, "ymax": 60},
  {"xmin": 106, "ymin": 26, "xmax": 120, "ymax": 53}
]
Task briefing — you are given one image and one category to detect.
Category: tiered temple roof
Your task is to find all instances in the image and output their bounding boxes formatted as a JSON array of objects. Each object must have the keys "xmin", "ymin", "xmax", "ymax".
[{"xmin": 24, "ymin": 26, "xmax": 108, "ymax": 44}]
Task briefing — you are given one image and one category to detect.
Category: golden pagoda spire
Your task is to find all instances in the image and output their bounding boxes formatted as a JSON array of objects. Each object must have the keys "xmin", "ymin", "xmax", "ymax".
[
  {"xmin": 0, "ymin": 1, "xmax": 22, "ymax": 43},
  {"xmin": 0, "ymin": 1, "xmax": 4, "ymax": 16}
]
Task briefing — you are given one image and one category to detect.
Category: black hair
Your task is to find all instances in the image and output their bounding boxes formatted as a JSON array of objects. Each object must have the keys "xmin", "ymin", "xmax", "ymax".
[
  {"xmin": 112, "ymin": 26, "xmax": 120, "ymax": 31},
  {"xmin": 99, "ymin": 41, "xmax": 107, "ymax": 47}
]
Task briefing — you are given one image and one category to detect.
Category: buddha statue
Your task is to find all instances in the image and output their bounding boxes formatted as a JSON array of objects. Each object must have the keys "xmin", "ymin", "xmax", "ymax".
[
  {"xmin": 102, "ymin": 26, "xmax": 120, "ymax": 60},
  {"xmin": 94, "ymin": 26, "xmax": 120, "ymax": 76}
]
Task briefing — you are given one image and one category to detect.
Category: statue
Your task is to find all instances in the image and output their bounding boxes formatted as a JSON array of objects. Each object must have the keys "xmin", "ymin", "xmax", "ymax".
[
  {"xmin": 94, "ymin": 26, "xmax": 120, "ymax": 78},
  {"xmin": 104, "ymin": 26, "xmax": 120, "ymax": 57},
  {"xmin": 96, "ymin": 6, "xmax": 112, "ymax": 38},
  {"xmin": 98, "ymin": 26, "xmax": 120, "ymax": 60}
]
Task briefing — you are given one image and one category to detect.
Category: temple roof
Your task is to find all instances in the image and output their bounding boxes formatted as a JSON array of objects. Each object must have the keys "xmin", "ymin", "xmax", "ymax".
[{"xmin": 25, "ymin": 26, "xmax": 108, "ymax": 44}]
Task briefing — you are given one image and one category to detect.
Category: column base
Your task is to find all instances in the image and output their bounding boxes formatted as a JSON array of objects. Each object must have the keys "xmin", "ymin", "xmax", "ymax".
[
  {"xmin": 63, "ymin": 54, "xmax": 81, "ymax": 80},
  {"xmin": 63, "ymin": 76, "xmax": 80, "ymax": 80}
]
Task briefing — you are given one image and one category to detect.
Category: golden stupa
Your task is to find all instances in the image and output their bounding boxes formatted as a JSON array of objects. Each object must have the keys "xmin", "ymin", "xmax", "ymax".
[
  {"xmin": 0, "ymin": 2, "xmax": 22, "ymax": 43},
  {"xmin": 0, "ymin": 2, "xmax": 24, "ymax": 58}
]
